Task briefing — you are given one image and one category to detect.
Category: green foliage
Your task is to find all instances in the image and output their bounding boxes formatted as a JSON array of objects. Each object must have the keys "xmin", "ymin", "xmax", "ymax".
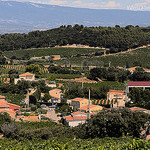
[
  {"xmin": 0, "ymin": 112, "xmax": 12, "ymax": 126},
  {"xmin": 25, "ymin": 64, "xmax": 43, "ymax": 75},
  {"xmin": 64, "ymin": 82, "xmax": 109, "ymax": 99},
  {"xmin": 88, "ymin": 67, "xmax": 131, "ymax": 82},
  {"xmin": 42, "ymin": 93, "xmax": 51, "ymax": 102},
  {"xmin": 0, "ymin": 137, "xmax": 150, "ymax": 149},
  {"xmin": 77, "ymin": 108, "xmax": 150, "ymax": 139},
  {"xmin": 1, "ymin": 25, "xmax": 150, "ymax": 53},
  {"xmin": 127, "ymin": 88, "xmax": 150, "ymax": 109},
  {"xmin": 47, "ymin": 74, "xmax": 56, "ymax": 81},
  {"xmin": 48, "ymin": 65, "xmax": 81, "ymax": 75}
]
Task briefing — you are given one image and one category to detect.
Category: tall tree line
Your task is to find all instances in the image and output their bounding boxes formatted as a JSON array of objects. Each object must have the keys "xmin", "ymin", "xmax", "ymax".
[{"xmin": 0, "ymin": 25, "xmax": 150, "ymax": 52}]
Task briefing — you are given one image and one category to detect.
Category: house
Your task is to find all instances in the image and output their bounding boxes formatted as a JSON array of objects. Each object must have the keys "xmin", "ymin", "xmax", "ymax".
[
  {"xmin": 51, "ymin": 55, "xmax": 61, "ymax": 60},
  {"xmin": 63, "ymin": 111, "xmax": 96, "ymax": 127},
  {"xmin": 14, "ymin": 72, "xmax": 35, "ymax": 84},
  {"xmin": 49, "ymin": 89, "xmax": 62, "ymax": 103},
  {"xmin": 127, "ymin": 81, "xmax": 150, "ymax": 92},
  {"xmin": 78, "ymin": 105, "xmax": 103, "ymax": 113},
  {"xmin": 0, "ymin": 95, "xmax": 20, "ymax": 113},
  {"xmin": 107, "ymin": 90, "xmax": 127, "ymax": 107},
  {"xmin": 45, "ymin": 80, "xmax": 56, "ymax": 88},
  {"xmin": 71, "ymin": 98, "xmax": 92, "ymax": 111}
]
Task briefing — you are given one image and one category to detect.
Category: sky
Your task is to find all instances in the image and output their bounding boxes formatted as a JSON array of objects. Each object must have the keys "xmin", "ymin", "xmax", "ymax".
[{"xmin": 3, "ymin": 0, "xmax": 150, "ymax": 10}]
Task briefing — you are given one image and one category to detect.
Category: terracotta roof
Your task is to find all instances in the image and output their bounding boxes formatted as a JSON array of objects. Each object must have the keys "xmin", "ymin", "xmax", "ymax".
[
  {"xmin": 65, "ymin": 112, "xmax": 96, "ymax": 121},
  {"xmin": 0, "ymin": 100, "xmax": 10, "ymax": 108},
  {"xmin": 8, "ymin": 103, "xmax": 20, "ymax": 108},
  {"xmin": 72, "ymin": 98, "xmax": 88, "ymax": 102},
  {"xmin": 71, "ymin": 111, "xmax": 87, "ymax": 116},
  {"xmin": 65, "ymin": 116, "xmax": 87, "ymax": 121},
  {"xmin": 79, "ymin": 105, "xmax": 103, "ymax": 111},
  {"xmin": 128, "ymin": 67, "xmax": 138, "ymax": 71},
  {"xmin": 19, "ymin": 72, "xmax": 34, "ymax": 76},
  {"xmin": 128, "ymin": 81, "xmax": 150, "ymax": 86},
  {"xmin": 0, "ymin": 109, "xmax": 16, "ymax": 118},
  {"xmin": 0, "ymin": 96, "xmax": 5, "ymax": 99},
  {"xmin": 108, "ymin": 90, "xmax": 125, "ymax": 94},
  {"xmin": 130, "ymin": 107, "xmax": 146, "ymax": 111}
]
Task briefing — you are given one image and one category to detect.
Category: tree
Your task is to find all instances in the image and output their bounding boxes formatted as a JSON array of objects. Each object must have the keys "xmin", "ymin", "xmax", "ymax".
[
  {"xmin": 42, "ymin": 93, "xmax": 51, "ymax": 102},
  {"xmin": 25, "ymin": 64, "xmax": 43, "ymax": 75},
  {"xmin": 78, "ymin": 108, "xmax": 150, "ymax": 138},
  {"xmin": 47, "ymin": 74, "xmax": 56, "ymax": 81}
]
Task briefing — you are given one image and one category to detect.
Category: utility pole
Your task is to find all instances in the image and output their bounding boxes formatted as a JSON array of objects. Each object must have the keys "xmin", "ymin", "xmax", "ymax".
[
  {"xmin": 87, "ymin": 89, "xmax": 90, "ymax": 120},
  {"xmin": 27, "ymin": 89, "xmax": 29, "ymax": 108},
  {"xmin": 82, "ymin": 74, "xmax": 83, "ymax": 89},
  {"xmin": 109, "ymin": 61, "xmax": 111, "ymax": 67}
]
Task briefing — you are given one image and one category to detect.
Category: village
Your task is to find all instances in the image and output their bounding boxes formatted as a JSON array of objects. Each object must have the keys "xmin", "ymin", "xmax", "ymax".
[{"xmin": 1, "ymin": 55, "xmax": 150, "ymax": 131}]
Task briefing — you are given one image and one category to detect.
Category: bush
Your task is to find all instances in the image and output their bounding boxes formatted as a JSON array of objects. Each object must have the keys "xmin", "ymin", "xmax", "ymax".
[
  {"xmin": 18, "ymin": 127, "xmax": 53, "ymax": 140},
  {"xmin": 1, "ymin": 123, "xmax": 18, "ymax": 138}
]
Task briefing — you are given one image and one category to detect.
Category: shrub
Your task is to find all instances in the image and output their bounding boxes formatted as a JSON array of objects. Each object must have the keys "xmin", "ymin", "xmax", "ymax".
[{"xmin": 1, "ymin": 123, "xmax": 18, "ymax": 138}]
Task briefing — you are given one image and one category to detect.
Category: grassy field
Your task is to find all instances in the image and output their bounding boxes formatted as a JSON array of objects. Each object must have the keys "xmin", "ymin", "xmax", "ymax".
[{"xmin": 4, "ymin": 47, "xmax": 103, "ymax": 58}]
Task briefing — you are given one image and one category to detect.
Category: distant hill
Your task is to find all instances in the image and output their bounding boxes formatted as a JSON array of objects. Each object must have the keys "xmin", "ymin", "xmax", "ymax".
[{"xmin": 0, "ymin": 1, "xmax": 150, "ymax": 33}]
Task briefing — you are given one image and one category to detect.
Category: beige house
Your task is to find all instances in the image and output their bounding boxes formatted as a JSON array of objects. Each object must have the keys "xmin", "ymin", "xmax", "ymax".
[
  {"xmin": 49, "ymin": 89, "xmax": 62, "ymax": 103},
  {"xmin": 107, "ymin": 90, "xmax": 127, "ymax": 108},
  {"xmin": 63, "ymin": 111, "xmax": 96, "ymax": 127},
  {"xmin": 71, "ymin": 98, "xmax": 92, "ymax": 111},
  {"xmin": 14, "ymin": 72, "xmax": 35, "ymax": 84}
]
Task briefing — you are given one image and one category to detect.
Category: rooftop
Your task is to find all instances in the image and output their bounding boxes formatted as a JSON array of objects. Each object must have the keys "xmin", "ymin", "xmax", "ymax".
[
  {"xmin": 19, "ymin": 72, "xmax": 34, "ymax": 77},
  {"xmin": 128, "ymin": 81, "xmax": 150, "ymax": 86},
  {"xmin": 108, "ymin": 90, "xmax": 125, "ymax": 94},
  {"xmin": 79, "ymin": 105, "xmax": 103, "ymax": 111},
  {"xmin": 72, "ymin": 98, "xmax": 88, "ymax": 102}
]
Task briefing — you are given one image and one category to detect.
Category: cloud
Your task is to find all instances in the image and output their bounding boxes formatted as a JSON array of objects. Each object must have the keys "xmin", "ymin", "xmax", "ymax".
[
  {"xmin": 127, "ymin": 0, "xmax": 150, "ymax": 10},
  {"xmin": 30, "ymin": 0, "xmax": 121, "ymax": 9}
]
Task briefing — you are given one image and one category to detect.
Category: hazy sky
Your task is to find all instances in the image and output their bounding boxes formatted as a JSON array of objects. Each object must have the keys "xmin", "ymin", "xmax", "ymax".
[{"xmin": 5, "ymin": 0, "xmax": 150, "ymax": 10}]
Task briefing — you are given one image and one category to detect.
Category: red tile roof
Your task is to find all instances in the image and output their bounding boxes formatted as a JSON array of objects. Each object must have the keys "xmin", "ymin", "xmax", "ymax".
[
  {"xmin": 128, "ymin": 81, "xmax": 150, "ymax": 86},
  {"xmin": 72, "ymin": 98, "xmax": 88, "ymax": 102},
  {"xmin": 0, "ymin": 109, "xmax": 16, "ymax": 118},
  {"xmin": 20, "ymin": 72, "xmax": 34, "ymax": 76},
  {"xmin": 0, "ymin": 100, "xmax": 10, "ymax": 108},
  {"xmin": 78, "ymin": 105, "xmax": 103, "ymax": 111},
  {"xmin": 71, "ymin": 111, "xmax": 87, "ymax": 116},
  {"xmin": 108, "ymin": 90, "xmax": 125, "ymax": 94},
  {"xmin": 130, "ymin": 107, "xmax": 146, "ymax": 111}
]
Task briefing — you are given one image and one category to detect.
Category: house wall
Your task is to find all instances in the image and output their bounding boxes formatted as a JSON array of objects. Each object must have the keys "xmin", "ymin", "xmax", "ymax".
[
  {"xmin": 68, "ymin": 120, "xmax": 86, "ymax": 127},
  {"xmin": 14, "ymin": 75, "xmax": 35, "ymax": 84}
]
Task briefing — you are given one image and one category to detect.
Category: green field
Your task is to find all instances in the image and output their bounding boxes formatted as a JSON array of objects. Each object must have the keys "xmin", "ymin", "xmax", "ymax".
[
  {"xmin": 4, "ymin": 47, "xmax": 103, "ymax": 58},
  {"xmin": 4, "ymin": 47, "xmax": 150, "ymax": 68},
  {"xmin": 64, "ymin": 47, "xmax": 150, "ymax": 67}
]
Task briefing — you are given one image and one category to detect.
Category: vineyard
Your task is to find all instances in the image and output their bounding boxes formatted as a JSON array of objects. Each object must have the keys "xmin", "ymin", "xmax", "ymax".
[
  {"xmin": 67, "ymin": 47, "xmax": 150, "ymax": 67},
  {"xmin": 0, "ymin": 137, "xmax": 150, "ymax": 149},
  {"xmin": 0, "ymin": 65, "xmax": 25, "ymax": 74},
  {"xmin": 4, "ymin": 47, "xmax": 103, "ymax": 58}
]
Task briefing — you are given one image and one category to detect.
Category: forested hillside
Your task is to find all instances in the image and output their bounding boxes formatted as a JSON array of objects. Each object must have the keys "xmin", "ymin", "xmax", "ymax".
[{"xmin": 0, "ymin": 25, "xmax": 150, "ymax": 53}]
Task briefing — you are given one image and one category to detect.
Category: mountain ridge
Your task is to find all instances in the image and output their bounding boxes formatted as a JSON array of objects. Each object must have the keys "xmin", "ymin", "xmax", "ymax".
[{"xmin": 0, "ymin": 1, "xmax": 150, "ymax": 33}]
